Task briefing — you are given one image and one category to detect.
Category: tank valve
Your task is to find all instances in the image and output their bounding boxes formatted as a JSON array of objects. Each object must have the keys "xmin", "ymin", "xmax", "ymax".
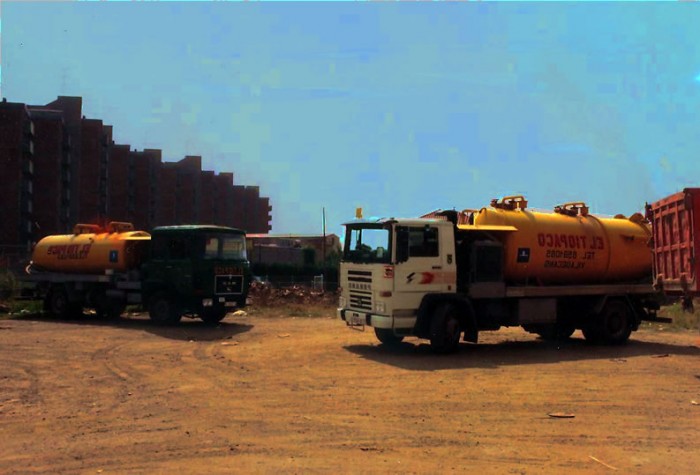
[
  {"xmin": 491, "ymin": 195, "xmax": 528, "ymax": 211},
  {"xmin": 554, "ymin": 202, "xmax": 589, "ymax": 217}
]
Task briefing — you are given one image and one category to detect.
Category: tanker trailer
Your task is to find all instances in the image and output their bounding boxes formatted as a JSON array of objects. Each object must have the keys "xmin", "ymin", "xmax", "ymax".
[
  {"xmin": 471, "ymin": 196, "xmax": 652, "ymax": 285},
  {"xmin": 30, "ymin": 222, "xmax": 151, "ymax": 275},
  {"xmin": 22, "ymin": 222, "xmax": 252, "ymax": 324},
  {"xmin": 338, "ymin": 196, "xmax": 660, "ymax": 353}
]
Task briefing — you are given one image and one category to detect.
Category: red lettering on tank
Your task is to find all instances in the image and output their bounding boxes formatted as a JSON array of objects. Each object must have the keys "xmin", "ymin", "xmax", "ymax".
[
  {"xmin": 538, "ymin": 233, "xmax": 545, "ymax": 246},
  {"xmin": 568, "ymin": 235, "xmax": 576, "ymax": 248},
  {"xmin": 560, "ymin": 234, "xmax": 567, "ymax": 248},
  {"xmin": 546, "ymin": 234, "xmax": 553, "ymax": 247}
]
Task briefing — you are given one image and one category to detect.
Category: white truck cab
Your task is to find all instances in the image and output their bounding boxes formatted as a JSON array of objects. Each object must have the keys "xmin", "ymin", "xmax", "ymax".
[{"xmin": 337, "ymin": 217, "xmax": 461, "ymax": 350}]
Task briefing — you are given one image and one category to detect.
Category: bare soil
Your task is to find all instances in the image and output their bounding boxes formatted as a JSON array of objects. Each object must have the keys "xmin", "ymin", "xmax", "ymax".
[{"xmin": 1, "ymin": 308, "xmax": 699, "ymax": 474}]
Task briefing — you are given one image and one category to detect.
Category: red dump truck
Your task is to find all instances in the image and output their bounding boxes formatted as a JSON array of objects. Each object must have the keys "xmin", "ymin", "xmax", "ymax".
[
  {"xmin": 646, "ymin": 187, "xmax": 700, "ymax": 310},
  {"xmin": 338, "ymin": 190, "xmax": 698, "ymax": 352}
]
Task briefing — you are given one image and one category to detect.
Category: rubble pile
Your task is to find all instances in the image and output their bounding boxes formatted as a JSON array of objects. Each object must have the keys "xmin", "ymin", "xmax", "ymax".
[{"xmin": 247, "ymin": 281, "xmax": 338, "ymax": 307}]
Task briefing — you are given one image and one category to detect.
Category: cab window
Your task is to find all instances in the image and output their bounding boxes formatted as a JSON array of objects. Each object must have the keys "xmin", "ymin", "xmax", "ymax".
[{"xmin": 408, "ymin": 226, "xmax": 439, "ymax": 257}]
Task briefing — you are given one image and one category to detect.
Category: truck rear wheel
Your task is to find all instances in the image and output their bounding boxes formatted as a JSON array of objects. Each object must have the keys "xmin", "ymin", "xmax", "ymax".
[
  {"xmin": 148, "ymin": 293, "xmax": 182, "ymax": 325},
  {"xmin": 200, "ymin": 307, "xmax": 228, "ymax": 325},
  {"xmin": 524, "ymin": 323, "xmax": 576, "ymax": 341},
  {"xmin": 583, "ymin": 300, "xmax": 633, "ymax": 345},
  {"xmin": 45, "ymin": 286, "xmax": 82, "ymax": 319},
  {"xmin": 96, "ymin": 300, "xmax": 126, "ymax": 320},
  {"xmin": 430, "ymin": 303, "xmax": 461, "ymax": 354},
  {"xmin": 598, "ymin": 300, "xmax": 633, "ymax": 344},
  {"xmin": 93, "ymin": 292, "xmax": 126, "ymax": 320},
  {"xmin": 374, "ymin": 328, "xmax": 404, "ymax": 345}
]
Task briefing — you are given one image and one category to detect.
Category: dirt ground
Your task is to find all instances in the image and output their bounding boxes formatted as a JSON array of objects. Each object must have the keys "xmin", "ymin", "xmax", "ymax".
[{"xmin": 1, "ymin": 306, "xmax": 699, "ymax": 474}]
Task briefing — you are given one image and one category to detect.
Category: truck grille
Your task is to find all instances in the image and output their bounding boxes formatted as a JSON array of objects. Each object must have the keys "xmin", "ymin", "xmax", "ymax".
[{"xmin": 348, "ymin": 270, "xmax": 372, "ymax": 311}]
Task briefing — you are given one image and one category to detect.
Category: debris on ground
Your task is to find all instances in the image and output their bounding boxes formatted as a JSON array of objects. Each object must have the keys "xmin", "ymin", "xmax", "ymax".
[
  {"xmin": 247, "ymin": 281, "xmax": 338, "ymax": 307},
  {"xmin": 548, "ymin": 412, "xmax": 575, "ymax": 418},
  {"xmin": 589, "ymin": 455, "xmax": 618, "ymax": 470}
]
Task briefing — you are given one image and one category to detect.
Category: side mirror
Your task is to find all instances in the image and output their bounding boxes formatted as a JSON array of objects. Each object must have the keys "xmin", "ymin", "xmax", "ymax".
[{"xmin": 395, "ymin": 227, "xmax": 409, "ymax": 263}]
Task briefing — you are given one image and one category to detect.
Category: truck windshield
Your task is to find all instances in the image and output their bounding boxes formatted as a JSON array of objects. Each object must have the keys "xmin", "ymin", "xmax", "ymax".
[
  {"xmin": 343, "ymin": 226, "xmax": 391, "ymax": 264},
  {"xmin": 204, "ymin": 234, "xmax": 247, "ymax": 260}
]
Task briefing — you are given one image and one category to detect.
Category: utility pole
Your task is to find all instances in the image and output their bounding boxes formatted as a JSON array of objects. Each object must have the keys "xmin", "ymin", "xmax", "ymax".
[{"xmin": 322, "ymin": 207, "xmax": 326, "ymax": 291}]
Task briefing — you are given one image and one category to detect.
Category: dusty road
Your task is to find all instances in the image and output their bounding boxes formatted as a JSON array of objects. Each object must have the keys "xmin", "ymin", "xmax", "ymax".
[{"xmin": 0, "ymin": 309, "xmax": 699, "ymax": 474}]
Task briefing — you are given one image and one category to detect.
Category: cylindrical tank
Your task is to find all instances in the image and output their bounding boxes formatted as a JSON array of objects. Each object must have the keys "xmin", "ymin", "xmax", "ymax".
[
  {"xmin": 30, "ymin": 222, "xmax": 151, "ymax": 274},
  {"xmin": 472, "ymin": 196, "xmax": 652, "ymax": 284}
]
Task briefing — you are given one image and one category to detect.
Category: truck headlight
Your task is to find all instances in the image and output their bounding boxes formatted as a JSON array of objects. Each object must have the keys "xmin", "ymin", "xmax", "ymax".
[
  {"xmin": 203, "ymin": 298, "xmax": 213, "ymax": 307},
  {"xmin": 374, "ymin": 301, "xmax": 385, "ymax": 313}
]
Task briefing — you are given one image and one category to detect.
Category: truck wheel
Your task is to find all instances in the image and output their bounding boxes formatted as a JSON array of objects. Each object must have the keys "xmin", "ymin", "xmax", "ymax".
[
  {"xmin": 430, "ymin": 303, "xmax": 461, "ymax": 354},
  {"xmin": 45, "ymin": 286, "xmax": 69, "ymax": 318},
  {"xmin": 45, "ymin": 286, "xmax": 81, "ymax": 319},
  {"xmin": 598, "ymin": 301, "xmax": 633, "ymax": 344},
  {"xmin": 148, "ymin": 293, "xmax": 182, "ymax": 325},
  {"xmin": 583, "ymin": 301, "xmax": 632, "ymax": 345},
  {"xmin": 96, "ymin": 300, "xmax": 126, "ymax": 320},
  {"xmin": 525, "ymin": 323, "xmax": 575, "ymax": 341},
  {"xmin": 581, "ymin": 324, "xmax": 602, "ymax": 344},
  {"xmin": 200, "ymin": 307, "xmax": 228, "ymax": 325},
  {"xmin": 374, "ymin": 328, "xmax": 404, "ymax": 345}
]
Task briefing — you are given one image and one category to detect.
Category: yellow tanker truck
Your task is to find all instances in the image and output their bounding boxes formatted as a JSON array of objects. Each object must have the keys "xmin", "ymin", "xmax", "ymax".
[
  {"xmin": 22, "ymin": 222, "xmax": 251, "ymax": 324},
  {"xmin": 338, "ymin": 196, "xmax": 661, "ymax": 353}
]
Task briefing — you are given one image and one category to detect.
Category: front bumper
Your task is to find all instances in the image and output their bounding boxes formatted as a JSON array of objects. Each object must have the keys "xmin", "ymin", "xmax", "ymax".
[{"xmin": 338, "ymin": 308, "xmax": 417, "ymax": 331}]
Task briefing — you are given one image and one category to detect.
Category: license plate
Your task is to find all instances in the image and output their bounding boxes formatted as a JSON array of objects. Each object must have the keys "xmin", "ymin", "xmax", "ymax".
[{"xmin": 347, "ymin": 312, "xmax": 364, "ymax": 327}]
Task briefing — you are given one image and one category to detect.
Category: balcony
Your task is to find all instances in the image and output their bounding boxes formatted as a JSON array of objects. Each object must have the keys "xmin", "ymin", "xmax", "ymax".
[
  {"xmin": 23, "ymin": 141, "xmax": 34, "ymax": 156},
  {"xmin": 24, "ymin": 121, "xmax": 35, "ymax": 138},
  {"xmin": 23, "ymin": 159, "xmax": 34, "ymax": 176}
]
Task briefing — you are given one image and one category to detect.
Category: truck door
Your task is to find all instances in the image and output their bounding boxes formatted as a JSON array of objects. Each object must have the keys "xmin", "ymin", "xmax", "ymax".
[
  {"xmin": 393, "ymin": 224, "xmax": 456, "ymax": 298},
  {"xmin": 146, "ymin": 234, "xmax": 194, "ymax": 298}
]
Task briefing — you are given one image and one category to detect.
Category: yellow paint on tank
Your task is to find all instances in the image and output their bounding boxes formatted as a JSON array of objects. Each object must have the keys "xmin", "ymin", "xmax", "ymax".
[
  {"xmin": 31, "ymin": 227, "xmax": 151, "ymax": 274},
  {"xmin": 473, "ymin": 198, "xmax": 651, "ymax": 284}
]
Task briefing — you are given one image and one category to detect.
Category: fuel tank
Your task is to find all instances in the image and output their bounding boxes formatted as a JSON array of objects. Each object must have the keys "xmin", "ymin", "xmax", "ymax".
[
  {"xmin": 30, "ymin": 222, "xmax": 151, "ymax": 274},
  {"xmin": 472, "ymin": 196, "xmax": 652, "ymax": 284}
]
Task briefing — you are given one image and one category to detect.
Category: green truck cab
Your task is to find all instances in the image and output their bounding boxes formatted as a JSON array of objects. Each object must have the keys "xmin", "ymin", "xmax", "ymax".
[{"xmin": 143, "ymin": 225, "xmax": 252, "ymax": 324}]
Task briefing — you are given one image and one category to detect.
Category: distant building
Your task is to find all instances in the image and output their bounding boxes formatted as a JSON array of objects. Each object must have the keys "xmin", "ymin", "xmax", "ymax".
[
  {"xmin": 0, "ymin": 100, "xmax": 34, "ymax": 254},
  {"xmin": 247, "ymin": 234, "xmax": 341, "ymax": 266},
  {"xmin": 0, "ymin": 95, "xmax": 272, "ymax": 255}
]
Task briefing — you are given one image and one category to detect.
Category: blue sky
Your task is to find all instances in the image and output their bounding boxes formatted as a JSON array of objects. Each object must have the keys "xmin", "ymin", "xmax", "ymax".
[{"xmin": 2, "ymin": 2, "xmax": 700, "ymax": 236}]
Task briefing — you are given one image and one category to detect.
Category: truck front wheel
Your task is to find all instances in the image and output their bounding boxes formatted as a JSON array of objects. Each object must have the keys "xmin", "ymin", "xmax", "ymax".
[
  {"xmin": 148, "ymin": 293, "xmax": 182, "ymax": 325},
  {"xmin": 374, "ymin": 328, "xmax": 404, "ymax": 346},
  {"xmin": 200, "ymin": 306, "xmax": 228, "ymax": 325},
  {"xmin": 430, "ymin": 303, "xmax": 461, "ymax": 354}
]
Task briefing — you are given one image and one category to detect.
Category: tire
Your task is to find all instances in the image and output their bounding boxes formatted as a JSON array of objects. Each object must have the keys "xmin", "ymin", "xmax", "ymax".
[
  {"xmin": 525, "ymin": 323, "xmax": 575, "ymax": 341},
  {"xmin": 45, "ymin": 286, "xmax": 81, "ymax": 319},
  {"xmin": 96, "ymin": 300, "xmax": 126, "ymax": 320},
  {"xmin": 584, "ymin": 300, "xmax": 633, "ymax": 345},
  {"xmin": 200, "ymin": 306, "xmax": 228, "ymax": 325},
  {"xmin": 430, "ymin": 303, "xmax": 461, "ymax": 354},
  {"xmin": 598, "ymin": 300, "xmax": 633, "ymax": 344},
  {"xmin": 374, "ymin": 328, "xmax": 404, "ymax": 345},
  {"xmin": 148, "ymin": 293, "xmax": 182, "ymax": 325},
  {"xmin": 93, "ymin": 291, "xmax": 125, "ymax": 320},
  {"xmin": 581, "ymin": 324, "xmax": 603, "ymax": 344}
]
